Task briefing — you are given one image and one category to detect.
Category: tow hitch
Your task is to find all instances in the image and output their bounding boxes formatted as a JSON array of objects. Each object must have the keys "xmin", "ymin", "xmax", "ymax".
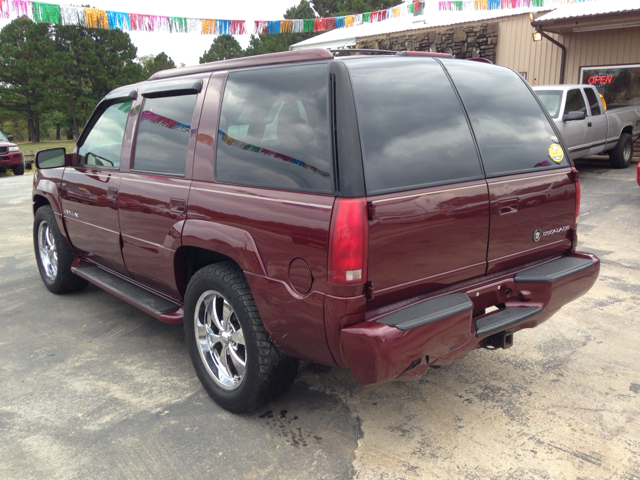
[{"xmin": 482, "ymin": 331, "xmax": 514, "ymax": 350}]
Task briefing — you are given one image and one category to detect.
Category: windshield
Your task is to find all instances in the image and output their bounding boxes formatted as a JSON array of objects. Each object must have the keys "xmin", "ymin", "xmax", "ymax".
[
  {"xmin": 535, "ymin": 90, "xmax": 563, "ymax": 118},
  {"xmin": 0, "ymin": 130, "xmax": 8, "ymax": 142}
]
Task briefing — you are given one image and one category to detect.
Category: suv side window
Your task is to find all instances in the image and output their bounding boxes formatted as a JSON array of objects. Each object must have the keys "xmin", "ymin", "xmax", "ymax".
[
  {"xmin": 564, "ymin": 89, "xmax": 587, "ymax": 117},
  {"xmin": 216, "ymin": 64, "xmax": 333, "ymax": 193},
  {"xmin": 132, "ymin": 94, "xmax": 197, "ymax": 175},
  {"xmin": 77, "ymin": 101, "xmax": 131, "ymax": 168},
  {"xmin": 441, "ymin": 59, "xmax": 571, "ymax": 176},
  {"xmin": 345, "ymin": 57, "xmax": 483, "ymax": 195},
  {"xmin": 583, "ymin": 88, "xmax": 602, "ymax": 115}
]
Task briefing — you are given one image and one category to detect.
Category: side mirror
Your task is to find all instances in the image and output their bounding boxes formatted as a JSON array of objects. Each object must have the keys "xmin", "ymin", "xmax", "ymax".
[
  {"xmin": 36, "ymin": 148, "xmax": 67, "ymax": 169},
  {"xmin": 7, "ymin": 134, "xmax": 14, "ymax": 142},
  {"xmin": 563, "ymin": 111, "xmax": 586, "ymax": 122}
]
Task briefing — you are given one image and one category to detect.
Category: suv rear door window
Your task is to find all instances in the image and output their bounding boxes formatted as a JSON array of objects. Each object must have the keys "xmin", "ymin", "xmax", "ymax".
[
  {"xmin": 345, "ymin": 57, "xmax": 483, "ymax": 195},
  {"xmin": 133, "ymin": 94, "xmax": 197, "ymax": 175},
  {"xmin": 441, "ymin": 59, "xmax": 571, "ymax": 176},
  {"xmin": 216, "ymin": 64, "xmax": 333, "ymax": 193}
]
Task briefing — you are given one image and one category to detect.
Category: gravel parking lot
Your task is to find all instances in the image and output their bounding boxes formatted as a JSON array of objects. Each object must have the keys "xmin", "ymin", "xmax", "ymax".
[{"xmin": 1, "ymin": 159, "xmax": 639, "ymax": 479}]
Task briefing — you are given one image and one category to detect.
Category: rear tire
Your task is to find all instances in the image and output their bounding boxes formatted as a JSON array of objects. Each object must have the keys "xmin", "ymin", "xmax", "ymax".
[
  {"xmin": 610, "ymin": 133, "xmax": 633, "ymax": 169},
  {"xmin": 12, "ymin": 163, "xmax": 24, "ymax": 175},
  {"xmin": 33, "ymin": 206, "xmax": 88, "ymax": 294},
  {"xmin": 184, "ymin": 262, "xmax": 298, "ymax": 413}
]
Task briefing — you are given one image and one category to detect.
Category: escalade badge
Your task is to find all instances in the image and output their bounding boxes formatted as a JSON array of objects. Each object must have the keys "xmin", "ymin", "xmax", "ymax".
[{"xmin": 533, "ymin": 229, "xmax": 542, "ymax": 242}]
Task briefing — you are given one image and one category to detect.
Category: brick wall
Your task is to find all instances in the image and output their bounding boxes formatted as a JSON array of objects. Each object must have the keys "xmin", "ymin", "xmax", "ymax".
[{"xmin": 356, "ymin": 22, "xmax": 499, "ymax": 63}]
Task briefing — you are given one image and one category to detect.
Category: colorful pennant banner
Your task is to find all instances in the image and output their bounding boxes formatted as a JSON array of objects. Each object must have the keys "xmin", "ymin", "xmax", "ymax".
[
  {"xmin": 0, "ymin": 0, "xmax": 596, "ymax": 33},
  {"xmin": 438, "ymin": 0, "xmax": 593, "ymax": 10}
]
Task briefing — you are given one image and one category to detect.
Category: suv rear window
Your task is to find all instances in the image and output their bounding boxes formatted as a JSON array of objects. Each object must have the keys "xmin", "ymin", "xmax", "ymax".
[
  {"xmin": 345, "ymin": 57, "xmax": 483, "ymax": 195},
  {"xmin": 216, "ymin": 64, "xmax": 333, "ymax": 193},
  {"xmin": 441, "ymin": 59, "xmax": 571, "ymax": 175}
]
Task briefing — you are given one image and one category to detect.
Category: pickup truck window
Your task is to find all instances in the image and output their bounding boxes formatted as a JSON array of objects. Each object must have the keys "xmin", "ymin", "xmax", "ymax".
[
  {"xmin": 133, "ymin": 94, "xmax": 197, "ymax": 175},
  {"xmin": 441, "ymin": 59, "xmax": 570, "ymax": 176},
  {"xmin": 345, "ymin": 57, "xmax": 482, "ymax": 195},
  {"xmin": 583, "ymin": 88, "xmax": 602, "ymax": 116},
  {"xmin": 77, "ymin": 101, "xmax": 131, "ymax": 168},
  {"xmin": 535, "ymin": 90, "xmax": 562, "ymax": 118},
  {"xmin": 564, "ymin": 89, "xmax": 587, "ymax": 117},
  {"xmin": 216, "ymin": 64, "xmax": 333, "ymax": 193}
]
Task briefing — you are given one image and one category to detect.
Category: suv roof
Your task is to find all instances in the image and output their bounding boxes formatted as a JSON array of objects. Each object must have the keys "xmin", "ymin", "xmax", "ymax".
[{"xmin": 149, "ymin": 49, "xmax": 334, "ymax": 81}]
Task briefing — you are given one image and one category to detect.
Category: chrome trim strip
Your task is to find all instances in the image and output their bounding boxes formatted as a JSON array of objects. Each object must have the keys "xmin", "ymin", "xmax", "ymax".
[
  {"xmin": 191, "ymin": 187, "xmax": 333, "ymax": 209},
  {"xmin": 371, "ymin": 184, "xmax": 482, "ymax": 204},
  {"xmin": 122, "ymin": 176, "xmax": 190, "ymax": 188},
  {"xmin": 488, "ymin": 171, "xmax": 569, "ymax": 185}
]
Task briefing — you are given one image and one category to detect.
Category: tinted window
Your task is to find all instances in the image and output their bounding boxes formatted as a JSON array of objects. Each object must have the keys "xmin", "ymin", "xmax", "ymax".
[
  {"xmin": 133, "ymin": 94, "xmax": 197, "ymax": 175},
  {"xmin": 345, "ymin": 57, "xmax": 482, "ymax": 195},
  {"xmin": 216, "ymin": 64, "xmax": 333, "ymax": 193},
  {"xmin": 78, "ymin": 101, "xmax": 131, "ymax": 168},
  {"xmin": 535, "ymin": 90, "xmax": 562, "ymax": 118},
  {"xmin": 564, "ymin": 89, "xmax": 587, "ymax": 116},
  {"xmin": 442, "ymin": 60, "xmax": 571, "ymax": 175},
  {"xmin": 583, "ymin": 88, "xmax": 602, "ymax": 115}
]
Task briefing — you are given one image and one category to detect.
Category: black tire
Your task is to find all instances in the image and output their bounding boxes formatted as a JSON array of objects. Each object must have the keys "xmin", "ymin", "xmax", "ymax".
[
  {"xmin": 12, "ymin": 163, "xmax": 24, "ymax": 175},
  {"xmin": 184, "ymin": 262, "xmax": 298, "ymax": 413},
  {"xmin": 609, "ymin": 133, "xmax": 633, "ymax": 169},
  {"xmin": 33, "ymin": 205, "xmax": 88, "ymax": 294}
]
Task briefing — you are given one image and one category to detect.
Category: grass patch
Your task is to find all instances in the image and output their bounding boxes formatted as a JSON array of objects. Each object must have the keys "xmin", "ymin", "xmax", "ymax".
[{"xmin": 18, "ymin": 139, "xmax": 76, "ymax": 156}]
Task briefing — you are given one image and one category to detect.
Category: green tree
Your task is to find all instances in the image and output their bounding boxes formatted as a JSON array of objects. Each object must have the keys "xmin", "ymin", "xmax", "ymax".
[
  {"xmin": 0, "ymin": 17, "xmax": 55, "ymax": 142},
  {"xmin": 200, "ymin": 35, "xmax": 244, "ymax": 63},
  {"xmin": 244, "ymin": 0, "xmax": 318, "ymax": 56},
  {"xmin": 139, "ymin": 52, "xmax": 176, "ymax": 78},
  {"xmin": 49, "ymin": 25, "xmax": 145, "ymax": 138}
]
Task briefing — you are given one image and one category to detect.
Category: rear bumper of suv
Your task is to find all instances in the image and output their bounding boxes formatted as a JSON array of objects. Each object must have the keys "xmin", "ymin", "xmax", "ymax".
[{"xmin": 340, "ymin": 252, "xmax": 599, "ymax": 385}]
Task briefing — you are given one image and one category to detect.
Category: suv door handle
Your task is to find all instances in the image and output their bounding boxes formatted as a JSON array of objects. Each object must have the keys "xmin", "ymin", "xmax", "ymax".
[
  {"xmin": 170, "ymin": 197, "xmax": 186, "ymax": 214},
  {"xmin": 107, "ymin": 187, "xmax": 118, "ymax": 200},
  {"xmin": 588, "ymin": 122, "xmax": 592, "ymax": 127},
  {"xmin": 497, "ymin": 198, "xmax": 518, "ymax": 215}
]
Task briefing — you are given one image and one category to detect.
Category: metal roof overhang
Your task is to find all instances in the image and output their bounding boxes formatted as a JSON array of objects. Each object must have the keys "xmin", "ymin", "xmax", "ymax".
[{"xmin": 532, "ymin": 10, "xmax": 640, "ymax": 34}]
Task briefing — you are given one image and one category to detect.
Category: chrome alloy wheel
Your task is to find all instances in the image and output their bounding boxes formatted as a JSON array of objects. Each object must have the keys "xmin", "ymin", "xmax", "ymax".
[
  {"xmin": 38, "ymin": 220, "xmax": 58, "ymax": 280},
  {"xmin": 623, "ymin": 141, "xmax": 632, "ymax": 161},
  {"xmin": 194, "ymin": 290, "xmax": 246, "ymax": 390}
]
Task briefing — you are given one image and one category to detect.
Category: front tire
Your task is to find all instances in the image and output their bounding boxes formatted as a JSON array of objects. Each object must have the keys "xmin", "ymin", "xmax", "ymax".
[
  {"xmin": 12, "ymin": 163, "xmax": 24, "ymax": 175},
  {"xmin": 184, "ymin": 262, "xmax": 298, "ymax": 413},
  {"xmin": 610, "ymin": 133, "xmax": 633, "ymax": 169},
  {"xmin": 33, "ymin": 206, "xmax": 88, "ymax": 294}
]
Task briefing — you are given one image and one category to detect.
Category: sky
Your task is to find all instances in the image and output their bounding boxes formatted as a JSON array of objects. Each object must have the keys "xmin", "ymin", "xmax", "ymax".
[{"xmin": 0, "ymin": 0, "xmax": 306, "ymax": 66}]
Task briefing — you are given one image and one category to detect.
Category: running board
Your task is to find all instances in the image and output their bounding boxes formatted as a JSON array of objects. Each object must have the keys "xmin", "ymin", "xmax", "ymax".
[
  {"xmin": 475, "ymin": 307, "xmax": 541, "ymax": 337},
  {"xmin": 74, "ymin": 264, "xmax": 180, "ymax": 316}
]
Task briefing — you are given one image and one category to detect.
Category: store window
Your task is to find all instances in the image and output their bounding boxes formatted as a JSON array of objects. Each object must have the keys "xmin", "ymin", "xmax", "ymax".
[{"xmin": 581, "ymin": 64, "xmax": 640, "ymax": 107}]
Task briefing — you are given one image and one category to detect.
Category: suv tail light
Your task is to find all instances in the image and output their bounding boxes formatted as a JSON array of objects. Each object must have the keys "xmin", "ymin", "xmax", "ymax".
[
  {"xmin": 572, "ymin": 166, "xmax": 580, "ymax": 225},
  {"xmin": 328, "ymin": 198, "xmax": 368, "ymax": 285}
]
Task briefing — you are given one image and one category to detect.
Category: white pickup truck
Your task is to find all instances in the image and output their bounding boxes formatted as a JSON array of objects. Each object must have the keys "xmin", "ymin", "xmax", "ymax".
[{"xmin": 533, "ymin": 84, "xmax": 640, "ymax": 168}]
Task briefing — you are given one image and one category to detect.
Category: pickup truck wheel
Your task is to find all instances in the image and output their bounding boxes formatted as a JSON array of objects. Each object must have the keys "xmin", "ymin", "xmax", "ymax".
[
  {"xmin": 33, "ymin": 206, "xmax": 88, "ymax": 294},
  {"xmin": 184, "ymin": 262, "xmax": 298, "ymax": 413},
  {"xmin": 610, "ymin": 133, "xmax": 633, "ymax": 169},
  {"xmin": 12, "ymin": 163, "xmax": 24, "ymax": 175}
]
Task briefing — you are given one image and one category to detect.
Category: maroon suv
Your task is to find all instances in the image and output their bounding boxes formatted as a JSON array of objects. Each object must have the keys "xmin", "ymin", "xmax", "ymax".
[
  {"xmin": 32, "ymin": 49, "xmax": 600, "ymax": 412},
  {"xmin": 0, "ymin": 130, "xmax": 25, "ymax": 175}
]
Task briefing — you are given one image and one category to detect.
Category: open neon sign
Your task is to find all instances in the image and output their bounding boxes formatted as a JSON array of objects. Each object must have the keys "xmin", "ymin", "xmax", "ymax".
[{"xmin": 587, "ymin": 74, "xmax": 613, "ymax": 87}]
